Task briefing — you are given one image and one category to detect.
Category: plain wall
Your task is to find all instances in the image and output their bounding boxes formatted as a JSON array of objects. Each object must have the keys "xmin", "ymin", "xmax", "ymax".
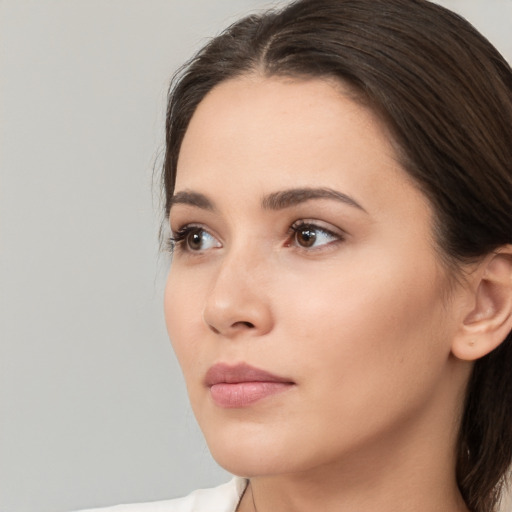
[{"xmin": 1, "ymin": 1, "xmax": 510, "ymax": 511}]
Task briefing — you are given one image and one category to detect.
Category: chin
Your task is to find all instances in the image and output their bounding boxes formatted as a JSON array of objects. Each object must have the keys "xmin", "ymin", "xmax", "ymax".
[
  {"xmin": 201, "ymin": 417, "xmax": 347, "ymax": 480},
  {"xmin": 209, "ymin": 443, "xmax": 294, "ymax": 478},
  {"xmin": 201, "ymin": 420, "xmax": 302, "ymax": 477}
]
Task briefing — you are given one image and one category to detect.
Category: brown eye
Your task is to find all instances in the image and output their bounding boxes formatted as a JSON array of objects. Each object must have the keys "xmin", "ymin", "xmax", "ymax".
[
  {"xmin": 186, "ymin": 228, "xmax": 204, "ymax": 251},
  {"xmin": 295, "ymin": 227, "xmax": 317, "ymax": 247},
  {"xmin": 290, "ymin": 222, "xmax": 340, "ymax": 249},
  {"xmin": 171, "ymin": 226, "xmax": 221, "ymax": 252}
]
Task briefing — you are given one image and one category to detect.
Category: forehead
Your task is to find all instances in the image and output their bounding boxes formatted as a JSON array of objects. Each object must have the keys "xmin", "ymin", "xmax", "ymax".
[
  {"xmin": 176, "ymin": 76, "xmax": 427, "ymax": 218},
  {"xmin": 179, "ymin": 76, "xmax": 386, "ymax": 161}
]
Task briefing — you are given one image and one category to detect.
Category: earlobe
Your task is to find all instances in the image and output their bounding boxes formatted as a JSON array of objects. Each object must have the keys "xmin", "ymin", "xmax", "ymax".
[{"xmin": 451, "ymin": 245, "xmax": 512, "ymax": 361}]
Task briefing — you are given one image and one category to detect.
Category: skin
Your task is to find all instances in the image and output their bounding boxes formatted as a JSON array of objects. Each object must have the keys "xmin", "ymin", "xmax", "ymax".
[{"xmin": 164, "ymin": 76, "xmax": 474, "ymax": 512}]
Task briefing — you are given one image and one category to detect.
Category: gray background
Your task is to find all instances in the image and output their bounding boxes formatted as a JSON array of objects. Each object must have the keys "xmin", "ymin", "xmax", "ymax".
[{"xmin": 1, "ymin": 1, "xmax": 511, "ymax": 511}]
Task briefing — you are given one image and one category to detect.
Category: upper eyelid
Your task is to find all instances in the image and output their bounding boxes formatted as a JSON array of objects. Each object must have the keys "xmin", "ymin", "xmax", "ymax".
[
  {"xmin": 171, "ymin": 219, "xmax": 346, "ymax": 235},
  {"xmin": 172, "ymin": 219, "xmax": 343, "ymax": 231},
  {"xmin": 291, "ymin": 219, "xmax": 346, "ymax": 236},
  {"xmin": 170, "ymin": 222, "xmax": 205, "ymax": 234},
  {"xmin": 170, "ymin": 220, "xmax": 218, "ymax": 236}
]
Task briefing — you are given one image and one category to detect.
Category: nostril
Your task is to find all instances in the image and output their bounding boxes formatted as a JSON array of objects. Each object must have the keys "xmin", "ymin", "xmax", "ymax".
[
  {"xmin": 205, "ymin": 320, "xmax": 255, "ymax": 334},
  {"xmin": 235, "ymin": 321, "xmax": 255, "ymax": 329}
]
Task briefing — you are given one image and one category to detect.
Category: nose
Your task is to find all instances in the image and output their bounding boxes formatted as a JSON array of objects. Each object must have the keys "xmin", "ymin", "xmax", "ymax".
[{"xmin": 202, "ymin": 248, "xmax": 274, "ymax": 338}]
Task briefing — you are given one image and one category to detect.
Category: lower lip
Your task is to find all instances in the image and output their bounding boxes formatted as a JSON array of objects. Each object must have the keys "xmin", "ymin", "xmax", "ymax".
[{"xmin": 209, "ymin": 381, "xmax": 293, "ymax": 408}]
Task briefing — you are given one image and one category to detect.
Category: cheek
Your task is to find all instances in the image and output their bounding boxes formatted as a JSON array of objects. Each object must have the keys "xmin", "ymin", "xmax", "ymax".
[
  {"xmin": 265, "ymin": 266, "xmax": 451, "ymax": 461},
  {"xmin": 278, "ymin": 255, "xmax": 451, "ymax": 397},
  {"xmin": 164, "ymin": 269, "xmax": 204, "ymax": 372}
]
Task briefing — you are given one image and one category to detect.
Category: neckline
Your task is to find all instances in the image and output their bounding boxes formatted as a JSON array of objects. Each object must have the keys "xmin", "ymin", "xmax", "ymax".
[{"xmin": 234, "ymin": 478, "xmax": 250, "ymax": 512}]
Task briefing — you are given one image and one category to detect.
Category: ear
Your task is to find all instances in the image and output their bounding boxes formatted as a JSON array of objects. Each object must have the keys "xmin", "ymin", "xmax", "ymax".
[{"xmin": 451, "ymin": 245, "xmax": 512, "ymax": 361}]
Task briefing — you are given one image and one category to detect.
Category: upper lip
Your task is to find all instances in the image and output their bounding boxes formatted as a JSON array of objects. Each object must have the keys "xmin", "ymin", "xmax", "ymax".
[{"xmin": 205, "ymin": 363, "xmax": 294, "ymax": 386}]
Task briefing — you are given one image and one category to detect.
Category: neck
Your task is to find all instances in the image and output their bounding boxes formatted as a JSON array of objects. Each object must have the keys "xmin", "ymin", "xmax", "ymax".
[
  {"xmin": 244, "ymin": 449, "xmax": 468, "ymax": 512},
  {"xmin": 241, "ymin": 439, "xmax": 468, "ymax": 512}
]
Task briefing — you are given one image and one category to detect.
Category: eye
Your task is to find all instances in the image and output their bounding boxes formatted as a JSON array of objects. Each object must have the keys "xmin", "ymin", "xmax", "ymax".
[
  {"xmin": 170, "ymin": 226, "xmax": 221, "ymax": 252},
  {"xmin": 289, "ymin": 221, "xmax": 342, "ymax": 249}
]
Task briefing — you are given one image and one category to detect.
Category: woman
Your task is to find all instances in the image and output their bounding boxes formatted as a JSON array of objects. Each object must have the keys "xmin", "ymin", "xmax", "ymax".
[{"xmin": 84, "ymin": 0, "xmax": 512, "ymax": 511}]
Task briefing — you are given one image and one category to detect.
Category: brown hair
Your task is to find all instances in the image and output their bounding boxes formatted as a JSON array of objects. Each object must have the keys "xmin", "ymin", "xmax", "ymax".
[{"xmin": 162, "ymin": 1, "xmax": 512, "ymax": 510}]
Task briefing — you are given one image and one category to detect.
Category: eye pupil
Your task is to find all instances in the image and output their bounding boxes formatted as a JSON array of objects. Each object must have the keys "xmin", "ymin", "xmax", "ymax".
[{"xmin": 297, "ymin": 228, "xmax": 316, "ymax": 247}]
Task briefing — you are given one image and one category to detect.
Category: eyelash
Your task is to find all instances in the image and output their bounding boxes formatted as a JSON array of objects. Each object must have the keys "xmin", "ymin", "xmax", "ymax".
[
  {"xmin": 168, "ymin": 221, "xmax": 344, "ymax": 254},
  {"xmin": 167, "ymin": 225, "xmax": 202, "ymax": 253}
]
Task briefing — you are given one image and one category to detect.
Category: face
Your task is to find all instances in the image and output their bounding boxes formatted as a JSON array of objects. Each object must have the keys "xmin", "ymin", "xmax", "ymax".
[{"xmin": 164, "ymin": 76, "xmax": 464, "ymax": 477}]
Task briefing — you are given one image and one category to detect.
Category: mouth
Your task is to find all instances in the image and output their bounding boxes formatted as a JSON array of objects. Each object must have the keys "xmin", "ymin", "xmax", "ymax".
[{"xmin": 204, "ymin": 362, "xmax": 295, "ymax": 408}]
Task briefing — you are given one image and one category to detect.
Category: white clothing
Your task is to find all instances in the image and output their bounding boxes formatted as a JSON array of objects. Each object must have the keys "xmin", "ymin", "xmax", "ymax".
[{"xmin": 78, "ymin": 478, "xmax": 247, "ymax": 512}]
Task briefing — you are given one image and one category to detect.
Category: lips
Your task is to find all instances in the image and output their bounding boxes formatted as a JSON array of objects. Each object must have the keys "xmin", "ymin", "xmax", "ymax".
[{"xmin": 205, "ymin": 363, "xmax": 295, "ymax": 408}]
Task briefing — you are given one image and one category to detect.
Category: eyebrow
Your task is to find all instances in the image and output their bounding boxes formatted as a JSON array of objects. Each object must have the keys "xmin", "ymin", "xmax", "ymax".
[
  {"xmin": 169, "ymin": 187, "xmax": 366, "ymax": 213},
  {"xmin": 262, "ymin": 187, "xmax": 366, "ymax": 212},
  {"xmin": 169, "ymin": 191, "xmax": 215, "ymax": 211}
]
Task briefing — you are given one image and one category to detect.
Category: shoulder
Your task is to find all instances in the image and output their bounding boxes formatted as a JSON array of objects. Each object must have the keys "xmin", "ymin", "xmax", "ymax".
[{"xmin": 77, "ymin": 478, "xmax": 248, "ymax": 512}]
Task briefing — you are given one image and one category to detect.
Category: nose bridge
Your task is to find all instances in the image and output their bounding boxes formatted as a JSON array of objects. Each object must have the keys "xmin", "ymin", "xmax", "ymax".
[{"xmin": 203, "ymin": 239, "xmax": 273, "ymax": 336}]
